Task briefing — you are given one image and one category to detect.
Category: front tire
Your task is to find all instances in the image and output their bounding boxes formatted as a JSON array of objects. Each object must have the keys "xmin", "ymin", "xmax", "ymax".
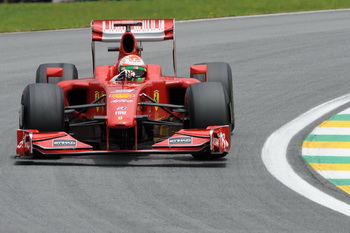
[
  {"xmin": 20, "ymin": 83, "xmax": 65, "ymax": 132},
  {"xmin": 186, "ymin": 82, "xmax": 230, "ymax": 159},
  {"xmin": 191, "ymin": 62, "xmax": 234, "ymax": 130},
  {"xmin": 186, "ymin": 82, "xmax": 230, "ymax": 129}
]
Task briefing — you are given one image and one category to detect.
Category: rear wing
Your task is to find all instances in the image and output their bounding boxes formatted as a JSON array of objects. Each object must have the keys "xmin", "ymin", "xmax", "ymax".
[
  {"xmin": 91, "ymin": 19, "xmax": 174, "ymax": 42},
  {"xmin": 90, "ymin": 19, "xmax": 177, "ymax": 75}
]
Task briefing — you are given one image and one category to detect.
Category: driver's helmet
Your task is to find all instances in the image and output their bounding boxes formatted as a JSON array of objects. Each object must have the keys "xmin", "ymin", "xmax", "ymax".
[{"xmin": 118, "ymin": 55, "xmax": 147, "ymax": 79}]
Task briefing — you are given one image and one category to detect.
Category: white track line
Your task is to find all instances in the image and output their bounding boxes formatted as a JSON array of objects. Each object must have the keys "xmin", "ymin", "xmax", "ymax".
[
  {"xmin": 302, "ymin": 148, "xmax": 350, "ymax": 157},
  {"xmin": 262, "ymin": 94, "xmax": 350, "ymax": 217},
  {"xmin": 311, "ymin": 127, "xmax": 350, "ymax": 135},
  {"xmin": 316, "ymin": 170, "xmax": 350, "ymax": 179},
  {"xmin": 179, "ymin": 9, "xmax": 350, "ymax": 23},
  {"xmin": 338, "ymin": 108, "xmax": 350, "ymax": 114}
]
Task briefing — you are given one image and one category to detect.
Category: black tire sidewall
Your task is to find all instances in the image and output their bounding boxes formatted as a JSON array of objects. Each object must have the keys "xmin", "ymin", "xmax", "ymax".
[
  {"xmin": 22, "ymin": 83, "xmax": 65, "ymax": 132},
  {"xmin": 191, "ymin": 62, "xmax": 234, "ymax": 130},
  {"xmin": 187, "ymin": 82, "xmax": 230, "ymax": 129}
]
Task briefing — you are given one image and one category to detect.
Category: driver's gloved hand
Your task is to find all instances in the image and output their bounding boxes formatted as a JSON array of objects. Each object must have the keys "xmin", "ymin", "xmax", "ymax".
[
  {"xmin": 124, "ymin": 70, "xmax": 136, "ymax": 80},
  {"xmin": 111, "ymin": 70, "xmax": 125, "ymax": 81},
  {"xmin": 111, "ymin": 70, "xmax": 136, "ymax": 81}
]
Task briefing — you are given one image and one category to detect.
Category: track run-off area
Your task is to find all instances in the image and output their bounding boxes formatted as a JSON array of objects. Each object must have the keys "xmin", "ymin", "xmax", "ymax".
[{"xmin": 1, "ymin": 9, "xmax": 350, "ymax": 232}]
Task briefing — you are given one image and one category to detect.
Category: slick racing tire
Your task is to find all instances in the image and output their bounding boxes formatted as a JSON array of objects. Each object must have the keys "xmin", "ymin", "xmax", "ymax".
[
  {"xmin": 186, "ymin": 82, "xmax": 230, "ymax": 160},
  {"xmin": 186, "ymin": 82, "xmax": 230, "ymax": 129},
  {"xmin": 191, "ymin": 62, "xmax": 235, "ymax": 130},
  {"xmin": 36, "ymin": 63, "xmax": 78, "ymax": 84},
  {"xmin": 20, "ymin": 83, "xmax": 65, "ymax": 132}
]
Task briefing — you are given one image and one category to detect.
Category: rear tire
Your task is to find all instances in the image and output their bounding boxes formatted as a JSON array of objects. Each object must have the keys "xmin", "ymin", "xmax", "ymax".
[
  {"xmin": 36, "ymin": 63, "xmax": 78, "ymax": 84},
  {"xmin": 186, "ymin": 82, "xmax": 230, "ymax": 160},
  {"xmin": 20, "ymin": 83, "xmax": 65, "ymax": 132}
]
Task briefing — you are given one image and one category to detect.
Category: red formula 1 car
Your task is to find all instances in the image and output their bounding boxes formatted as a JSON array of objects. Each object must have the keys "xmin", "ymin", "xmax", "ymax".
[{"xmin": 16, "ymin": 19, "xmax": 234, "ymax": 159}]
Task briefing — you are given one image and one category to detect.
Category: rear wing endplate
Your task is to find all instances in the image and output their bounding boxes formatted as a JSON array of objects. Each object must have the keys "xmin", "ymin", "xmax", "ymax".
[{"xmin": 90, "ymin": 19, "xmax": 177, "ymax": 75}]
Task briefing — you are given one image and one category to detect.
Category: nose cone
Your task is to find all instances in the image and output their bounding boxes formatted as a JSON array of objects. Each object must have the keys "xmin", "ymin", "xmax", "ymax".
[{"xmin": 106, "ymin": 92, "xmax": 137, "ymax": 128}]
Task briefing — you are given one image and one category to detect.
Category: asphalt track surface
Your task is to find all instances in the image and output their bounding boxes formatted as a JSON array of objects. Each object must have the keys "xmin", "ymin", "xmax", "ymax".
[{"xmin": 1, "ymin": 11, "xmax": 350, "ymax": 232}]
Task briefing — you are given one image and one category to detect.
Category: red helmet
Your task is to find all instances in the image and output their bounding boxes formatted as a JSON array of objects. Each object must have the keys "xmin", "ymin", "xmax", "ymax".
[{"xmin": 118, "ymin": 55, "xmax": 147, "ymax": 78}]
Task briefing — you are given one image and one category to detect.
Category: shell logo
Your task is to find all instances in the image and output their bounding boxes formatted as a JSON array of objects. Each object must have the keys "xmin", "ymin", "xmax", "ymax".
[{"xmin": 110, "ymin": 93, "xmax": 134, "ymax": 99}]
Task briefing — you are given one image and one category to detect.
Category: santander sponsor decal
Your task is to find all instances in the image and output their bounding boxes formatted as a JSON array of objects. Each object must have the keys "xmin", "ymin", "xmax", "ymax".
[{"xmin": 212, "ymin": 132, "xmax": 229, "ymax": 152}]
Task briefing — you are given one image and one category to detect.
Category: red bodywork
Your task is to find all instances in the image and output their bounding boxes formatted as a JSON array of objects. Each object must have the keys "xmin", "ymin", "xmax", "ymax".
[{"xmin": 16, "ymin": 19, "xmax": 231, "ymax": 158}]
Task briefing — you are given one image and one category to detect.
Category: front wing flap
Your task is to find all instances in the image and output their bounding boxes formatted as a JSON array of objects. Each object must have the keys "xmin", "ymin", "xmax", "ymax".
[{"xmin": 16, "ymin": 126, "xmax": 230, "ymax": 158}]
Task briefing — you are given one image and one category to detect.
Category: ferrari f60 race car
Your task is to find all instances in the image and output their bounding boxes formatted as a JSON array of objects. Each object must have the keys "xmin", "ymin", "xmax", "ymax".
[{"xmin": 16, "ymin": 19, "xmax": 234, "ymax": 160}]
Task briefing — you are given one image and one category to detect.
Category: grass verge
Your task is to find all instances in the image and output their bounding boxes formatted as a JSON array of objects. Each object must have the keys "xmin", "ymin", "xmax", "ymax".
[{"xmin": 0, "ymin": 0, "xmax": 350, "ymax": 32}]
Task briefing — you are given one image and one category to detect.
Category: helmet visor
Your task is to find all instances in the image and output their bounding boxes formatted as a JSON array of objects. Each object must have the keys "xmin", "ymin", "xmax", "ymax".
[{"xmin": 120, "ymin": 66, "xmax": 146, "ymax": 78}]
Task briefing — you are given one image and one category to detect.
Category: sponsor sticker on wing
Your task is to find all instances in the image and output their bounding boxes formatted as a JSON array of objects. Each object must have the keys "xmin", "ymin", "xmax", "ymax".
[
  {"xmin": 212, "ymin": 132, "xmax": 229, "ymax": 152},
  {"xmin": 169, "ymin": 137, "xmax": 192, "ymax": 144},
  {"xmin": 53, "ymin": 139, "xmax": 77, "ymax": 147}
]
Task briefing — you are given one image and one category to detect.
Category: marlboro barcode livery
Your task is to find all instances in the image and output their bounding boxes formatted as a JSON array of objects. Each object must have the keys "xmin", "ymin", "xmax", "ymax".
[
  {"xmin": 16, "ymin": 19, "xmax": 235, "ymax": 160},
  {"xmin": 91, "ymin": 19, "xmax": 174, "ymax": 42}
]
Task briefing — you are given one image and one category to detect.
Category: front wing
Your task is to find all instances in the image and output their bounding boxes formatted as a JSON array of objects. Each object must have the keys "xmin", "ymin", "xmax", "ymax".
[{"xmin": 16, "ymin": 126, "xmax": 230, "ymax": 158}]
